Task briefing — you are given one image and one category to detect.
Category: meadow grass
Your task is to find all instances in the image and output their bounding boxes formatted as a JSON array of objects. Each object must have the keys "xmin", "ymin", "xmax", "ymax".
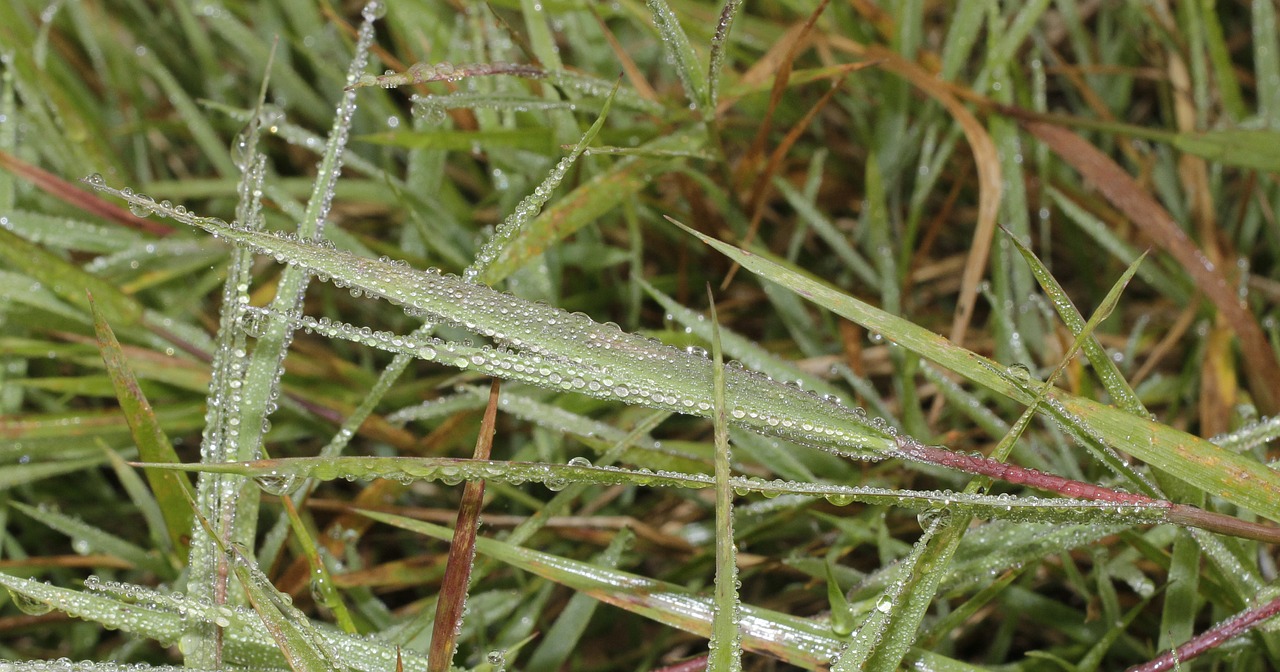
[{"xmin": 3, "ymin": 2, "xmax": 1280, "ymax": 671}]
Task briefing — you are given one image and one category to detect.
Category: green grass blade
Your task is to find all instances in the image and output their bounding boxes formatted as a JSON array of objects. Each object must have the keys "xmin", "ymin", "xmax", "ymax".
[
  {"xmin": 646, "ymin": 0, "xmax": 708, "ymax": 112},
  {"xmin": 638, "ymin": 278, "xmax": 847, "ymax": 401},
  {"xmin": 1005, "ymin": 228, "xmax": 1147, "ymax": 416},
  {"xmin": 90, "ymin": 297, "xmax": 194, "ymax": 555},
  {"xmin": 478, "ymin": 129, "xmax": 705, "ymax": 283},
  {"xmin": 0, "ymin": 225, "xmax": 142, "ymax": 328},
  {"xmin": 280, "ymin": 497, "xmax": 357, "ymax": 633},
  {"xmin": 137, "ymin": 456, "xmax": 1176, "ymax": 529},
  {"xmin": 707, "ymin": 290, "xmax": 742, "ymax": 672},
  {"xmin": 11, "ymin": 501, "xmax": 169, "ymax": 577},
  {"xmin": 524, "ymin": 529, "xmax": 633, "ymax": 672},
  {"xmin": 672, "ymin": 219, "xmax": 1280, "ymax": 523},
  {"xmin": 358, "ymin": 509, "xmax": 842, "ymax": 669},
  {"xmin": 468, "ymin": 81, "xmax": 617, "ymax": 282}
]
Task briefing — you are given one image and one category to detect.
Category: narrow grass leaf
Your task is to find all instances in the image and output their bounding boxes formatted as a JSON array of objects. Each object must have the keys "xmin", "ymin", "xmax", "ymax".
[
  {"xmin": 834, "ymin": 517, "xmax": 942, "ymax": 671},
  {"xmin": 0, "ymin": 456, "xmax": 109, "ymax": 490},
  {"xmin": 468, "ymin": 82, "xmax": 617, "ymax": 282},
  {"xmin": 87, "ymin": 188, "xmax": 893, "ymax": 459},
  {"xmin": 1170, "ymin": 129, "xmax": 1280, "ymax": 173},
  {"xmin": 524, "ymin": 529, "xmax": 633, "ymax": 672},
  {"xmin": 0, "ymin": 150, "xmax": 172, "ymax": 236},
  {"xmin": 0, "ymin": 226, "xmax": 142, "ymax": 328},
  {"xmin": 1005, "ymin": 229, "xmax": 1146, "ymax": 416},
  {"xmin": 139, "ymin": 456, "xmax": 1178, "ymax": 530},
  {"xmin": 0, "ymin": 570, "xmax": 427, "ymax": 671},
  {"xmin": 646, "ymin": 0, "xmax": 708, "ymax": 111},
  {"xmin": 1024, "ymin": 120, "xmax": 1280, "ymax": 414},
  {"xmin": 706, "ymin": 0, "xmax": 743, "ymax": 113},
  {"xmin": 707, "ymin": 290, "xmax": 742, "ymax": 672},
  {"xmin": 357, "ymin": 129, "xmax": 559, "ymax": 153},
  {"xmin": 100, "ymin": 444, "xmax": 175, "ymax": 561},
  {"xmin": 358, "ymin": 510, "xmax": 841, "ymax": 669},
  {"xmin": 1130, "ymin": 594, "xmax": 1280, "ymax": 672},
  {"xmin": 478, "ymin": 129, "xmax": 704, "ymax": 283},
  {"xmin": 824, "ymin": 558, "xmax": 856, "ymax": 638},
  {"xmin": 11, "ymin": 501, "xmax": 168, "ymax": 577},
  {"xmin": 638, "ymin": 278, "xmax": 846, "ymax": 401},
  {"xmin": 90, "ymin": 297, "xmax": 194, "ymax": 554},
  {"xmin": 280, "ymin": 496, "xmax": 357, "ymax": 633},
  {"xmin": 217, "ymin": 523, "xmax": 345, "ymax": 672},
  {"xmin": 671, "ymin": 219, "xmax": 1280, "ymax": 524}
]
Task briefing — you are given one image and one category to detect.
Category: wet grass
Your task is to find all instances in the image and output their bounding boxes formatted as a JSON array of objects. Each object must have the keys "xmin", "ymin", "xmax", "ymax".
[{"xmin": 2, "ymin": 2, "xmax": 1280, "ymax": 671}]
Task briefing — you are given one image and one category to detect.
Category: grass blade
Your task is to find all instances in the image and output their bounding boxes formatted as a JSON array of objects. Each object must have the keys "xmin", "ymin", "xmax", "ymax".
[
  {"xmin": 670, "ymin": 218, "xmax": 1280, "ymax": 524},
  {"xmin": 428, "ymin": 380, "xmax": 501, "ymax": 672},
  {"xmin": 1024, "ymin": 120, "xmax": 1280, "ymax": 414},
  {"xmin": 90, "ymin": 295, "xmax": 193, "ymax": 556},
  {"xmin": 707, "ymin": 289, "xmax": 741, "ymax": 672}
]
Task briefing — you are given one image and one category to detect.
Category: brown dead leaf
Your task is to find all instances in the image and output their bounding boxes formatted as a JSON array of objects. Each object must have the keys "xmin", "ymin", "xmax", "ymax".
[{"xmin": 1025, "ymin": 120, "xmax": 1280, "ymax": 414}]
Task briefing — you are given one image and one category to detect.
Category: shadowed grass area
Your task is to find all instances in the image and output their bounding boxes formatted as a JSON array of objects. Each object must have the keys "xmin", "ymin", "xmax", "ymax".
[{"xmin": 2, "ymin": 2, "xmax": 1280, "ymax": 671}]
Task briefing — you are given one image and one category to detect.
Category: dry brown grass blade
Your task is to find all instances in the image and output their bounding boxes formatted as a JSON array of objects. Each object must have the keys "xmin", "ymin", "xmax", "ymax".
[
  {"xmin": 589, "ymin": 7, "xmax": 658, "ymax": 103},
  {"xmin": 866, "ymin": 47, "xmax": 1002, "ymax": 354},
  {"xmin": 1167, "ymin": 51, "xmax": 1238, "ymax": 433},
  {"xmin": 722, "ymin": 73, "xmax": 846, "ymax": 288},
  {"xmin": 0, "ymin": 150, "xmax": 174, "ymax": 236},
  {"xmin": 1024, "ymin": 120, "xmax": 1280, "ymax": 415},
  {"xmin": 427, "ymin": 378, "xmax": 501, "ymax": 672},
  {"xmin": 730, "ymin": 0, "xmax": 829, "ymax": 189}
]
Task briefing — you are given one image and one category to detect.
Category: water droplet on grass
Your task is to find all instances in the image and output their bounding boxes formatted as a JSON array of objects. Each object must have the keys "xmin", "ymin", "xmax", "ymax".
[{"xmin": 7, "ymin": 587, "xmax": 52, "ymax": 615}]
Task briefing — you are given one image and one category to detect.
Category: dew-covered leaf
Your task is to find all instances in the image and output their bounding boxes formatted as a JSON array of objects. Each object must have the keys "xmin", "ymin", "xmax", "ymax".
[
  {"xmin": 672, "ymin": 220, "xmax": 1280, "ymax": 524},
  {"xmin": 89, "ymin": 183, "xmax": 893, "ymax": 459},
  {"xmin": 359, "ymin": 510, "xmax": 841, "ymax": 669},
  {"xmin": 137, "ymin": 456, "xmax": 1176, "ymax": 529}
]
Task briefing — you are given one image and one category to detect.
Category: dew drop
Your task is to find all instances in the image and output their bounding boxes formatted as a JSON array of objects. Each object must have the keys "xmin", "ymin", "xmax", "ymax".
[
  {"xmin": 361, "ymin": 0, "xmax": 387, "ymax": 21},
  {"xmin": 253, "ymin": 472, "xmax": 302, "ymax": 496},
  {"xmin": 6, "ymin": 587, "xmax": 52, "ymax": 615}
]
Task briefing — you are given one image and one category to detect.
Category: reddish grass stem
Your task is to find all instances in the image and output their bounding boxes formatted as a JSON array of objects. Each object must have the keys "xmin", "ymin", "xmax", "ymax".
[
  {"xmin": 892, "ymin": 436, "xmax": 1160, "ymax": 505},
  {"xmin": 1125, "ymin": 594, "xmax": 1280, "ymax": 672},
  {"xmin": 893, "ymin": 437, "xmax": 1280, "ymax": 543},
  {"xmin": 427, "ymin": 379, "xmax": 501, "ymax": 672}
]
